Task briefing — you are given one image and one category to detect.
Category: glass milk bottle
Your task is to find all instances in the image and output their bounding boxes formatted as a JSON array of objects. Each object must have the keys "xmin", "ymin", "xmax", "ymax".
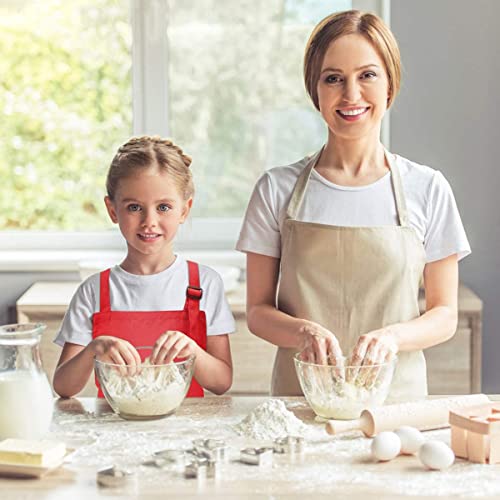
[{"xmin": 0, "ymin": 323, "xmax": 54, "ymax": 439}]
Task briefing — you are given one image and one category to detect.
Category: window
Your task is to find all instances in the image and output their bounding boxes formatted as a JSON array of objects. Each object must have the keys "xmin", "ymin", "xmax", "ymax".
[
  {"xmin": 0, "ymin": 0, "xmax": 132, "ymax": 232},
  {"xmin": 0, "ymin": 0, "xmax": 388, "ymax": 253}
]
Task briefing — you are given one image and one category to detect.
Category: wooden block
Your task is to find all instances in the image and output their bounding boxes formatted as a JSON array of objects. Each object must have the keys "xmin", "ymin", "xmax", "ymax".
[
  {"xmin": 451, "ymin": 425, "xmax": 468, "ymax": 458},
  {"xmin": 467, "ymin": 432, "xmax": 488, "ymax": 464},
  {"xmin": 450, "ymin": 404, "xmax": 500, "ymax": 435},
  {"xmin": 489, "ymin": 435, "xmax": 500, "ymax": 464}
]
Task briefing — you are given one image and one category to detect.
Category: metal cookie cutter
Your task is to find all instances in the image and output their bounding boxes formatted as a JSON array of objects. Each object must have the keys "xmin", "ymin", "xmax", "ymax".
[
  {"xmin": 96, "ymin": 466, "xmax": 136, "ymax": 488},
  {"xmin": 192, "ymin": 438, "xmax": 227, "ymax": 462},
  {"xmin": 273, "ymin": 436, "xmax": 306, "ymax": 455},
  {"xmin": 184, "ymin": 459, "xmax": 207, "ymax": 479},
  {"xmin": 240, "ymin": 447, "xmax": 274, "ymax": 466},
  {"xmin": 146, "ymin": 448, "xmax": 188, "ymax": 467},
  {"xmin": 184, "ymin": 456, "xmax": 221, "ymax": 479}
]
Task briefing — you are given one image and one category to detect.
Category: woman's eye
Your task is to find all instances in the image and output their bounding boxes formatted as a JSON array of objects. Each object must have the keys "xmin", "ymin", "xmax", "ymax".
[
  {"xmin": 127, "ymin": 204, "xmax": 141, "ymax": 212},
  {"xmin": 158, "ymin": 204, "xmax": 170, "ymax": 212},
  {"xmin": 325, "ymin": 74, "xmax": 342, "ymax": 84},
  {"xmin": 362, "ymin": 71, "xmax": 377, "ymax": 79}
]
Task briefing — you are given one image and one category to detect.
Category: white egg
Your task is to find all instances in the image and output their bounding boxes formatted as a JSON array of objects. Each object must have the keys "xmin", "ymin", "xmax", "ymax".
[
  {"xmin": 394, "ymin": 426, "xmax": 425, "ymax": 455},
  {"xmin": 418, "ymin": 441, "xmax": 455, "ymax": 470},
  {"xmin": 371, "ymin": 431, "xmax": 401, "ymax": 461}
]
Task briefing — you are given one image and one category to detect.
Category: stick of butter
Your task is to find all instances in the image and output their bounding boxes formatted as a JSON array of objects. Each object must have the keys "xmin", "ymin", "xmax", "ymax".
[{"xmin": 0, "ymin": 439, "xmax": 66, "ymax": 467}]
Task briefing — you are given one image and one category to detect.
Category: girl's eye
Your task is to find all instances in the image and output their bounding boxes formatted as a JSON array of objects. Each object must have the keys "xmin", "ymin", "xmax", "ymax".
[
  {"xmin": 127, "ymin": 204, "xmax": 141, "ymax": 212},
  {"xmin": 362, "ymin": 71, "xmax": 377, "ymax": 79},
  {"xmin": 325, "ymin": 74, "xmax": 342, "ymax": 84},
  {"xmin": 158, "ymin": 204, "xmax": 170, "ymax": 212}
]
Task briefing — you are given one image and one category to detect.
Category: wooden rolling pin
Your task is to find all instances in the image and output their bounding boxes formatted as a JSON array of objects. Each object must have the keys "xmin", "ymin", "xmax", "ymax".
[{"xmin": 325, "ymin": 394, "xmax": 490, "ymax": 437}]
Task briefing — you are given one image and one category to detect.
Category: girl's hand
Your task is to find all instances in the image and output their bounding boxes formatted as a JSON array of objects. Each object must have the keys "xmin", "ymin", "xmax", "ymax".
[
  {"xmin": 297, "ymin": 321, "xmax": 344, "ymax": 368},
  {"xmin": 90, "ymin": 336, "xmax": 141, "ymax": 364},
  {"xmin": 347, "ymin": 328, "xmax": 399, "ymax": 386},
  {"xmin": 90, "ymin": 336, "xmax": 141, "ymax": 376},
  {"xmin": 150, "ymin": 330, "xmax": 199, "ymax": 364}
]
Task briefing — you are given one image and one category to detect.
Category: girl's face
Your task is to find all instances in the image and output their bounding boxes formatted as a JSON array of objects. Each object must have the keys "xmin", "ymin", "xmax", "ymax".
[
  {"xmin": 316, "ymin": 33, "xmax": 390, "ymax": 141},
  {"xmin": 105, "ymin": 168, "xmax": 191, "ymax": 260}
]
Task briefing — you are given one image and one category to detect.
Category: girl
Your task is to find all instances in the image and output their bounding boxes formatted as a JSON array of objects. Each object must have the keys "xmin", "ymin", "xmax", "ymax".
[{"xmin": 53, "ymin": 136, "xmax": 234, "ymax": 398}]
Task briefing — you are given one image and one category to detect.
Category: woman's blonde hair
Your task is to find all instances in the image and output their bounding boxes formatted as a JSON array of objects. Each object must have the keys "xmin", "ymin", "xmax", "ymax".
[
  {"xmin": 304, "ymin": 10, "xmax": 401, "ymax": 110},
  {"xmin": 106, "ymin": 136, "xmax": 194, "ymax": 201}
]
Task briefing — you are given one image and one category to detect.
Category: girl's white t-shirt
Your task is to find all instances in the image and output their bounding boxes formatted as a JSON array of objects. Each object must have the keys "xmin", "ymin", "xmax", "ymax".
[
  {"xmin": 236, "ymin": 152, "xmax": 471, "ymax": 263},
  {"xmin": 54, "ymin": 255, "xmax": 236, "ymax": 347}
]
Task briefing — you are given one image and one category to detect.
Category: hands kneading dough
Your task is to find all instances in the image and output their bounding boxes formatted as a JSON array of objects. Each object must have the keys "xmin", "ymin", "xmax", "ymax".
[{"xmin": 299, "ymin": 323, "xmax": 399, "ymax": 388}]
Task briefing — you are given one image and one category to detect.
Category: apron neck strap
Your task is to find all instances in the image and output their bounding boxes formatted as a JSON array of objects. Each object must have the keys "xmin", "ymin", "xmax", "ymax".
[
  {"xmin": 285, "ymin": 147, "xmax": 409, "ymax": 227},
  {"xmin": 385, "ymin": 150, "xmax": 408, "ymax": 227},
  {"xmin": 285, "ymin": 148, "xmax": 323, "ymax": 220},
  {"xmin": 99, "ymin": 269, "xmax": 112, "ymax": 312}
]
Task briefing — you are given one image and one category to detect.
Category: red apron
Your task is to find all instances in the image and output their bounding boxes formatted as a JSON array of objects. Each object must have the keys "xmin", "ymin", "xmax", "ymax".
[{"xmin": 92, "ymin": 260, "xmax": 207, "ymax": 398}]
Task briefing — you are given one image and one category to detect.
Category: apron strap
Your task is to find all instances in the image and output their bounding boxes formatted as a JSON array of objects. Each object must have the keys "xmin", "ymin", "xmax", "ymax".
[
  {"xmin": 99, "ymin": 269, "xmax": 112, "ymax": 313},
  {"xmin": 285, "ymin": 149, "xmax": 323, "ymax": 220},
  {"xmin": 285, "ymin": 147, "xmax": 409, "ymax": 227},
  {"xmin": 384, "ymin": 150, "xmax": 408, "ymax": 227},
  {"xmin": 185, "ymin": 260, "xmax": 202, "ymax": 330}
]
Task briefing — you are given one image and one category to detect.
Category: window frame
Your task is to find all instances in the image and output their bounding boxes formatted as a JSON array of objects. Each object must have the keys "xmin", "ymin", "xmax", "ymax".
[{"xmin": 0, "ymin": 0, "xmax": 390, "ymax": 254}]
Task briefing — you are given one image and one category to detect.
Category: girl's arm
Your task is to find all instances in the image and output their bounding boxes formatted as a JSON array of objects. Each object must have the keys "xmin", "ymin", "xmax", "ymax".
[
  {"xmin": 53, "ymin": 343, "xmax": 92, "ymax": 398},
  {"xmin": 245, "ymin": 252, "xmax": 343, "ymax": 365},
  {"xmin": 194, "ymin": 334, "xmax": 232, "ymax": 395},
  {"xmin": 349, "ymin": 254, "xmax": 459, "ymax": 365},
  {"xmin": 53, "ymin": 337, "xmax": 141, "ymax": 398}
]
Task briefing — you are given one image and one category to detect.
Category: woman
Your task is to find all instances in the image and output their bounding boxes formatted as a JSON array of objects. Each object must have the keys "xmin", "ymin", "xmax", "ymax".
[{"xmin": 236, "ymin": 10, "xmax": 470, "ymax": 401}]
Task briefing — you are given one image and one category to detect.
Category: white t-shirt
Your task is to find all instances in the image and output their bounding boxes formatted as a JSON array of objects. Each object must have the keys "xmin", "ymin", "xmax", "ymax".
[
  {"xmin": 54, "ymin": 255, "xmax": 236, "ymax": 347},
  {"xmin": 236, "ymin": 152, "xmax": 471, "ymax": 263}
]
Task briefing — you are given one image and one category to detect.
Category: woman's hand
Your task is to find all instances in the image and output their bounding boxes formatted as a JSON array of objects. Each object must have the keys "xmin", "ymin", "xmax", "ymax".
[
  {"xmin": 150, "ymin": 330, "xmax": 200, "ymax": 364},
  {"xmin": 347, "ymin": 327, "xmax": 399, "ymax": 385},
  {"xmin": 297, "ymin": 321, "xmax": 344, "ymax": 368}
]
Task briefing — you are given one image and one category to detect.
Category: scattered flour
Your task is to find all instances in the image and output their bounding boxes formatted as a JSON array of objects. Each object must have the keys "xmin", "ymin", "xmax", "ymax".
[
  {"xmin": 233, "ymin": 399, "xmax": 307, "ymax": 440},
  {"xmin": 51, "ymin": 399, "xmax": 500, "ymax": 497},
  {"xmin": 102, "ymin": 361, "xmax": 186, "ymax": 417}
]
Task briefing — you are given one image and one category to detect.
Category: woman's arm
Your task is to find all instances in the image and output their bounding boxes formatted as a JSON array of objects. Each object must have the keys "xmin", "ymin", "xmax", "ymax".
[
  {"xmin": 391, "ymin": 253, "xmax": 458, "ymax": 351},
  {"xmin": 246, "ymin": 252, "xmax": 343, "ymax": 364},
  {"xmin": 349, "ymin": 254, "xmax": 459, "ymax": 365}
]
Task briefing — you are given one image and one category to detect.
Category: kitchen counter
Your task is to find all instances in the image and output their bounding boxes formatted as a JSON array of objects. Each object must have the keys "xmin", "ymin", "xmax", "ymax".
[{"xmin": 2, "ymin": 396, "xmax": 500, "ymax": 499}]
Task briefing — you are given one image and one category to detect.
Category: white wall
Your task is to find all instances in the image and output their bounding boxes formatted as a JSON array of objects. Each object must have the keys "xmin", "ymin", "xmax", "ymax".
[{"xmin": 390, "ymin": 0, "xmax": 500, "ymax": 391}]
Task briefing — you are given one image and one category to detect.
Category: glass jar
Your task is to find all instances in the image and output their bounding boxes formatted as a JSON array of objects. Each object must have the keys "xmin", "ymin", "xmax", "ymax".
[{"xmin": 0, "ymin": 323, "xmax": 54, "ymax": 439}]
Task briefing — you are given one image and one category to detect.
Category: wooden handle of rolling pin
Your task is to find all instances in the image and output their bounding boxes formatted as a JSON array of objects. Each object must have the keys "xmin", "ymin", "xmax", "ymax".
[{"xmin": 325, "ymin": 393, "xmax": 490, "ymax": 437}]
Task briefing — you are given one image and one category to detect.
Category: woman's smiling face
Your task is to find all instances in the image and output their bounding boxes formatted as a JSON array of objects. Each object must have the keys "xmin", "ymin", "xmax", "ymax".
[{"xmin": 317, "ymin": 33, "xmax": 390, "ymax": 141}]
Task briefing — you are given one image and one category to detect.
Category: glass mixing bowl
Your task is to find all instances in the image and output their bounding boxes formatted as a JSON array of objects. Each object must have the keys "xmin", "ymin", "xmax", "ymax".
[
  {"xmin": 294, "ymin": 354, "xmax": 396, "ymax": 420},
  {"xmin": 95, "ymin": 347, "xmax": 195, "ymax": 420}
]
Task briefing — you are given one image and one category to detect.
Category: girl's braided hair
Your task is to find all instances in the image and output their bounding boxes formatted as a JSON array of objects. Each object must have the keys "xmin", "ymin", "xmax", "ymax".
[{"xmin": 106, "ymin": 136, "xmax": 194, "ymax": 201}]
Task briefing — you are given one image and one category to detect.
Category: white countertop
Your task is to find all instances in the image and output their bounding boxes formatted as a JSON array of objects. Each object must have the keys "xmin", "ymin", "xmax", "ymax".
[{"xmin": 2, "ymin": 396, "xmax": 500, "ymax": 499}]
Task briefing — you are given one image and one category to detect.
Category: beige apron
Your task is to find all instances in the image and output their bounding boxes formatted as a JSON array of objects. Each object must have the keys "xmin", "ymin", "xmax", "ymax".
[{"xmin": 271, "ymin": 149, "xmax": 427, "ymax": 402}]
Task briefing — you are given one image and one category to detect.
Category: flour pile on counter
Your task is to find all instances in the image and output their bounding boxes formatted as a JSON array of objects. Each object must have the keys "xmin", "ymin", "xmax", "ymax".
[
  {"xmin": 233, "ymin": 399, "xmax": 307, "ymax": 440},
  {"xmin": 103, "ymin": 360, "xmax": 186, "ymax": 416}
]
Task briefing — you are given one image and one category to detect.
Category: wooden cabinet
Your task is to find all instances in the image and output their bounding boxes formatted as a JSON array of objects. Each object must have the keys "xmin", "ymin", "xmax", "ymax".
[
  {"xmin": 421, "ymin": 285, "xmax": 483, "ymax": 394},
  {"xmin": 16, "ymin": 282, "xmax": 482, "ymax": 397}
]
